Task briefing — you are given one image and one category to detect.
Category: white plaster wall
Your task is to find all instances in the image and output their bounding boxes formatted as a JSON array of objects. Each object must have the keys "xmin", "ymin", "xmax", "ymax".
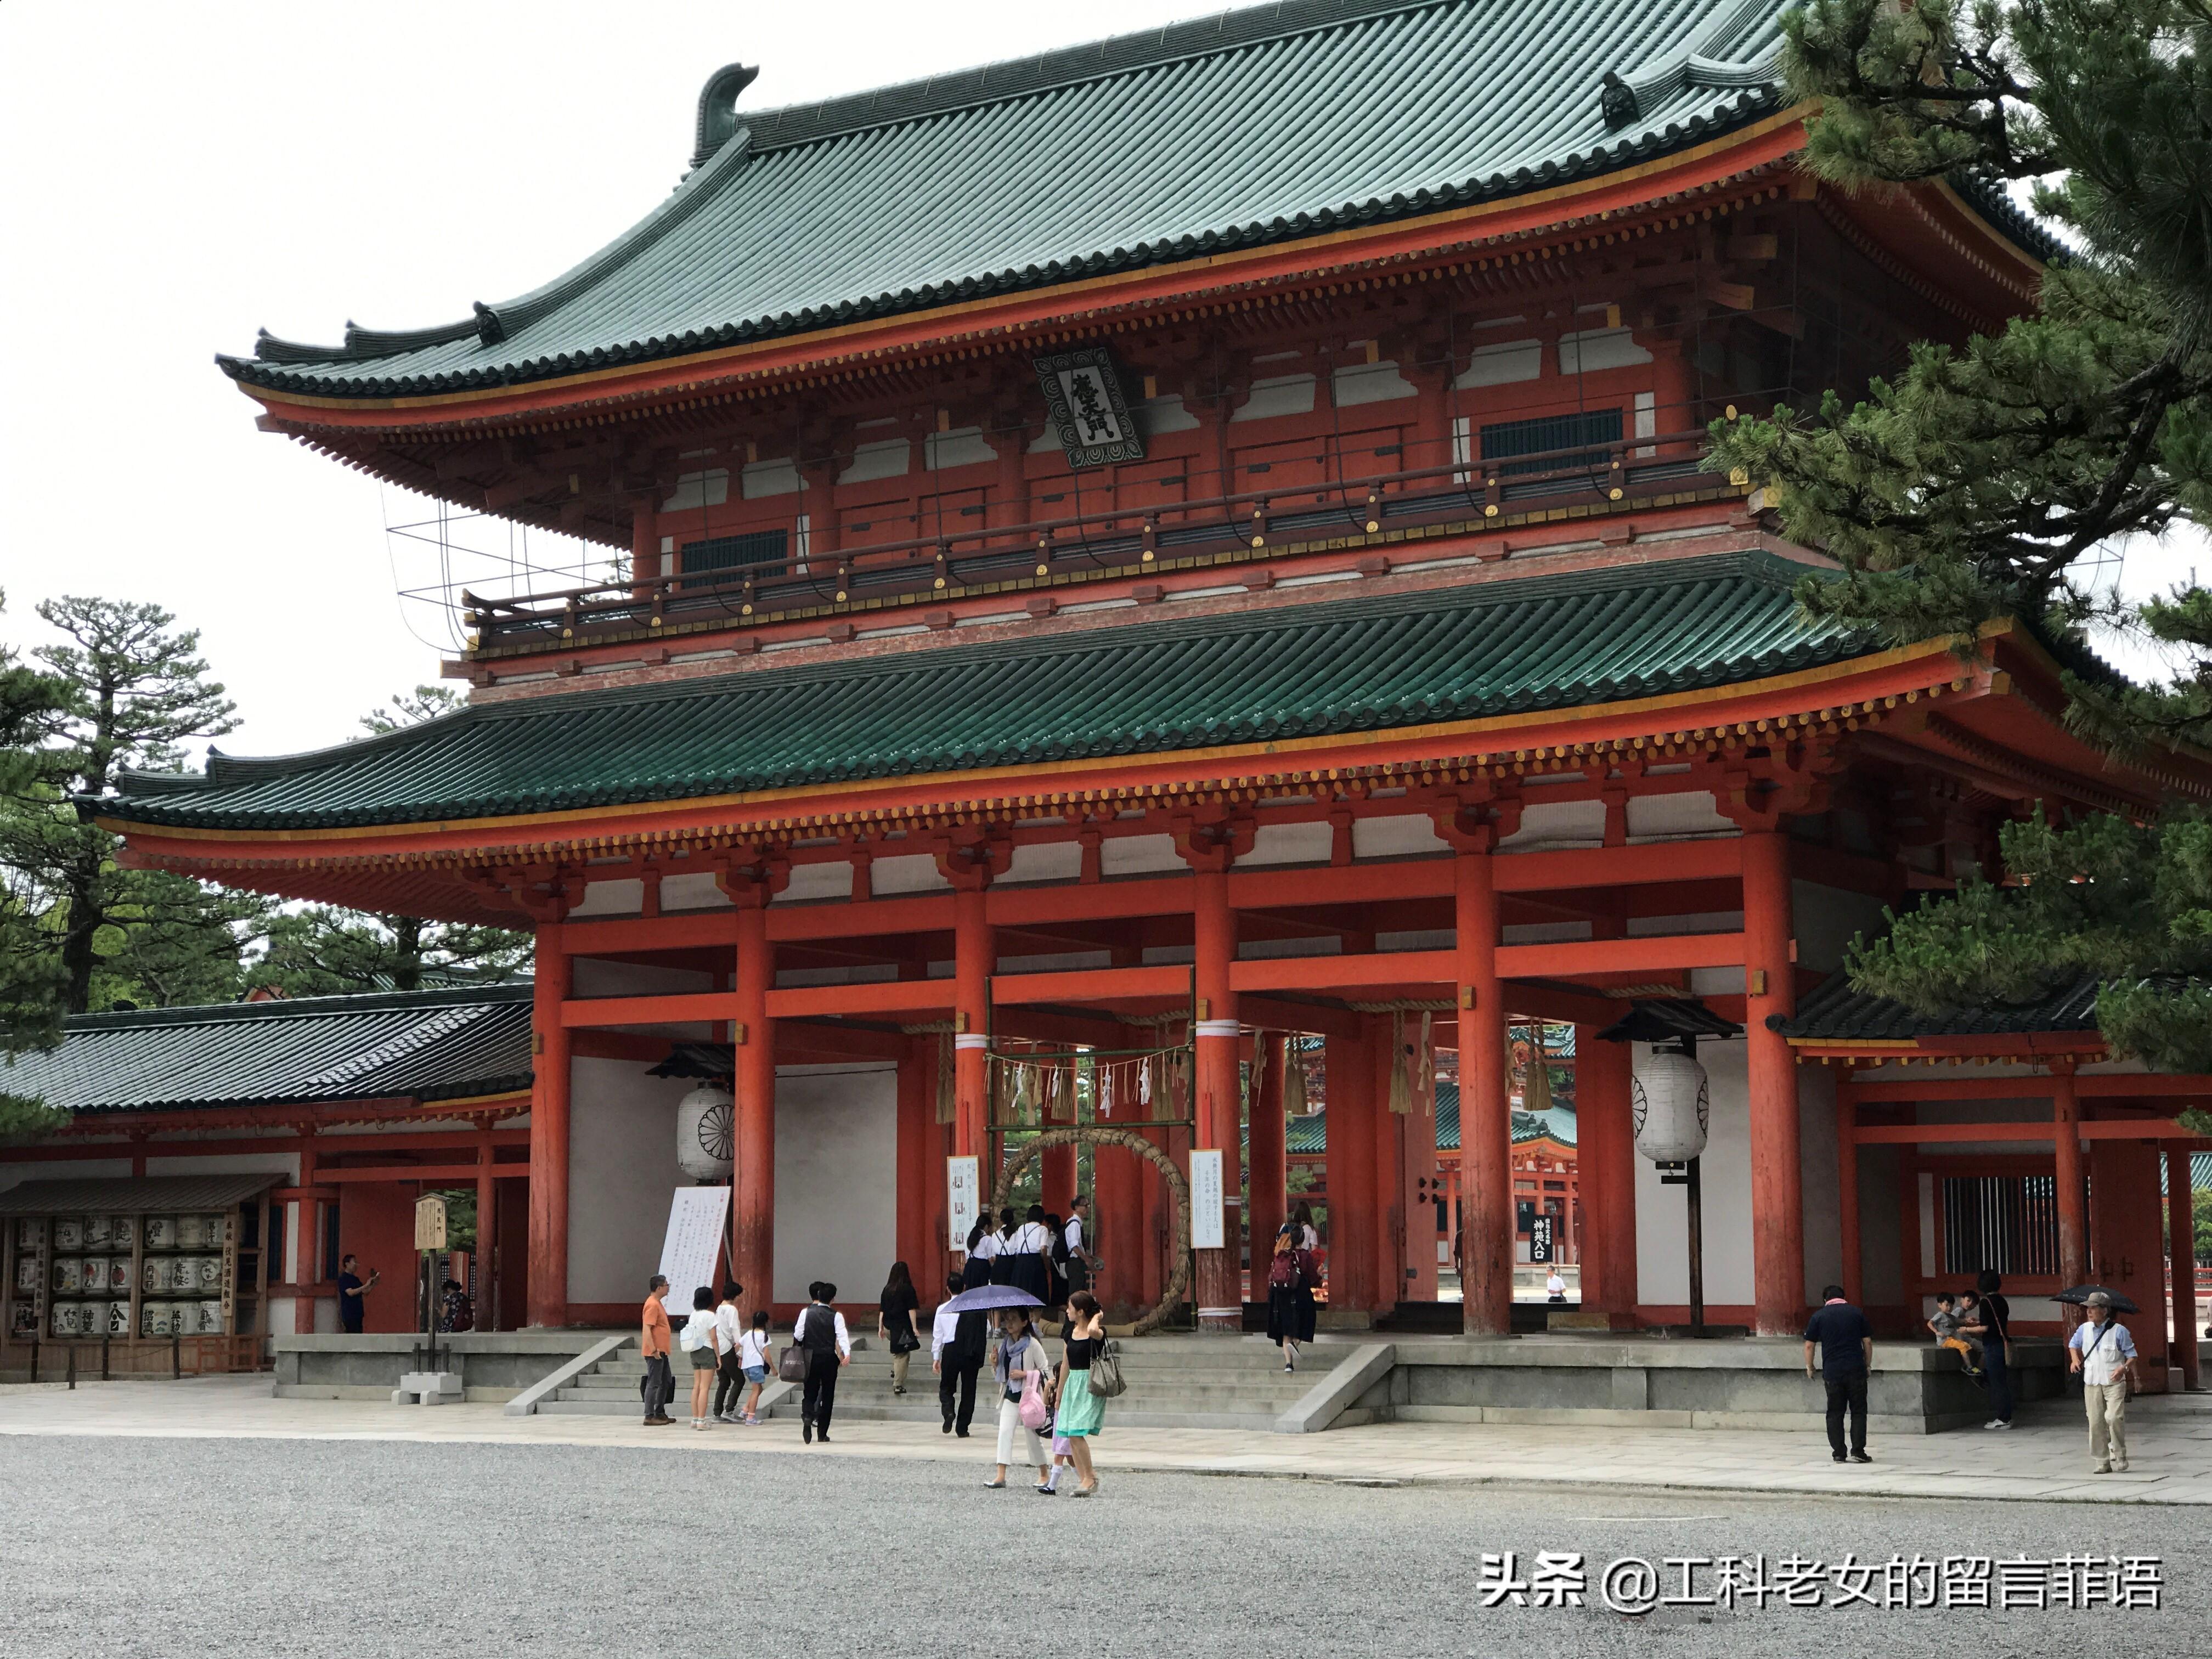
[
  {"xmin": 661, "ymin": 871, "xmax": 733, "ymax": 911},
  {"xmin": 144, "ymin": 1153, "xmax": 299, "ymax": 1181},
  {"xmin": 871, "ymin": 853, "xmax": 952, "ymax": 895},
  {"xmin": 570, "ymin": 878, "xmax": 645, "ymax": 918},
  {"xmin": 1352, "ymin": 814, "xmax": 1447, "ymax": 860},
  {"xmin": 1627, "ymin": 790, "xmax": 1735, "ymax": 841},
  {"xmin": 1003, "ymin": 841, "xmax": 1082, "ymax": 885},
  {"xmin": 1332, "ymin": 360, "xmax": 1417, "ymax": 407},
  {"xmin": 1242, "ymin": 821, "xmax": 1333, "ymax": 866},
  {"xmin": 1496, "ymin": 799, "xmax": 1604, "ymax": 852},
  {"xmin": 1634, "ymin": 1037, "xmax": 1754, "ymax": 1308},
  {"xmin": 774, "ymin": 1064, "xmax": 898, "ymax": 1305},
  {"xmin": 566, "ymin": 1058, "xmax": 694, "ymax": 1307},
  {"xmin": 1102, "ymin": 834, "xmax": 1182, "ymax": 876},
  {"xmin": 1457, "ymin": 339, "xmax": 1542, "ymax": 387},
  {"xmin": 777, "ymin": 861, "xmax": 854, "ymax": 905}
]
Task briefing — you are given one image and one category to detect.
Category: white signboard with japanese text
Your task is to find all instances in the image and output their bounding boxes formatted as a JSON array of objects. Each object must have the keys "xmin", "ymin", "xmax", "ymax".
[
  {"xmin": 947, "ymin": 1155, "xmax": 980, "ymax": 1252},
  {"xmin": 1189, "ymin": 1149, "xmax": 1225, "ymax": 1250},
  {"xmin": 656, "ymin": 1186, "xmax": 730, "ymax": 1315}
]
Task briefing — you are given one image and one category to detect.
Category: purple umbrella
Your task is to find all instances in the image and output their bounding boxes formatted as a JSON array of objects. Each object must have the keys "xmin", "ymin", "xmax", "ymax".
[{"xmin": 940, "ymin": 1284, "xmax": 1045, "ymax": 1314}]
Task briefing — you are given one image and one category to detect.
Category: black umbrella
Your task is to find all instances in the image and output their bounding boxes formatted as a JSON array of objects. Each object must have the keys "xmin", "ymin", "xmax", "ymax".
[{"xmin": 2054, "ymin": 1284, "xmax": 2141, "ymax": 1314}]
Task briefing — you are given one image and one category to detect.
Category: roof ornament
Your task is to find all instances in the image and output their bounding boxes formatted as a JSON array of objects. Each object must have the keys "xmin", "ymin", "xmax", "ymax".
[
  {"xmin": 693, "ymin": 63, "xmax": 761, "ymax": 167},
  {"xmin": 1599, "ymin": 70, "xmax": 1639, "ymax": 131},
  {"xmin": 472, "ymin": 301, "xmax": 507, "ymax": 346}
]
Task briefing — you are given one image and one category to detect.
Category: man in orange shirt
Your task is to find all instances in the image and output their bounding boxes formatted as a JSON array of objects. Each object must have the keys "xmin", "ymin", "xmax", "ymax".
[{"xmin": 640, "ymin": 1273, "xmax": 675, "ymax": 1426}]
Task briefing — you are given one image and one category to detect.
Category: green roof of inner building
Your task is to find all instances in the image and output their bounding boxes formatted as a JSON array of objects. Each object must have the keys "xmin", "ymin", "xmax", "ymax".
[
  {"xmin": 1283, "ymin": 1081, "xmax": 1578, "ymax": 1153},
  {"xmin": 226, "ymin": 0, "xmax": 1795, "ymax": 397},
  {"xmin": 1, "ymin": 986, "xmax": 533, "ymax": 1114},
  {"xmin": 1778, "ymin": 972, "xmax": 2103, "ymax": 1042},
  {"xmin": 98, "ymin": 551, "xmax": 1866, "ymax": 832}
]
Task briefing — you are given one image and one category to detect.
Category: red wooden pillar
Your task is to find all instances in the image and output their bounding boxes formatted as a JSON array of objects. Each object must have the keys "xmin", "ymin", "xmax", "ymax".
[
  {"xmin": 731, "ymin": 902, "xmax": 777, "ymax": 1314},
  {"xmin": 629, "ymin": 493, "xmax": 659, "ymax": 591},
  {"xmin": 952, "ymin": 884, "xmax": 992, "ymax": 1163},
  {"xmin": 2168, "ymin": 1140, "xmax": 2200, "ymax": 1391},
  {"xmin": 1836, "ymin": 1085, "xmax": 1861, "ymax": 1310},
  {"xmin": 474, "ymin": 1131, "xmax": 498, "ymax": 1329},
  {"xmin": 2053, "ymin": 1066, "xmax": 2089, "ymax": 1311},
  {"xmin": 526, "ymin": 926, "xmax": 572, "ymax": 1328},
  {"xmin": 1324, "ymin": 1028, "xmax": 1376, "ymax": 1312},
  {"xmin": 2092, "ymin": 1139, "xmax": 2170, "ymax": 1390},
  {"xmin": 1193, "ymin": 867, "xmax": 1242, "ymax": 1329},
  {"xmin": 1041, "ymin": 1076, "xmax": 1078, "ymax": 1224},
  {"xmin": 1577, "ymin": 1025, "xmax": 1637, "ymax": 1324},
  {"xmin": 1247, "ymin": 1034, "xmax": 1289, "ymax": 1283},
  {"xmin": 1456, "ymin": 849, "xmax": 1511, "ymax": 1336},
  {"xmin": 895, "ymin": 1037, "xmax": 934, "ymax": 1283},
  {"xmin": 1741, "ymin": 831, "xmax": 1804, "ymax": 1336},
  {"xmin": 1369, "ymin": 1024, "xmax": 1404, "ymax": 1308}
]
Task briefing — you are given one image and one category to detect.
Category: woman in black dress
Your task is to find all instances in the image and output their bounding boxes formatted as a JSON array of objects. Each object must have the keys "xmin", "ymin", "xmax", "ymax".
[
  {"xmin": 877, "ymin": 1260, "xmax": 921, "ymax": 1396},
  {"xmin": 1263, "ymin": 1222, "xmax": 1317, "ymax": 1371}
]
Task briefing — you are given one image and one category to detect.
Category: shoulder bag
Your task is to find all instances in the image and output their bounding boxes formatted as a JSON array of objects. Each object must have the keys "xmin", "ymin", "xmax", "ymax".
[
  {"xmin": 1087, "ymin": 1336, "xmax": 1126, "ymax": 1399},
  {"xmin": 776, "ymin": 1310, "xmax": 810, "ymax": 1382}
]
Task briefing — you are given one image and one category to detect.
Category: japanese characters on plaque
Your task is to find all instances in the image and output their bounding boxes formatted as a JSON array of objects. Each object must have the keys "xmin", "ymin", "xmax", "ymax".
[{"xmin": 1033, "ymin": 346, "xmax": 1145, "ymax": 469}]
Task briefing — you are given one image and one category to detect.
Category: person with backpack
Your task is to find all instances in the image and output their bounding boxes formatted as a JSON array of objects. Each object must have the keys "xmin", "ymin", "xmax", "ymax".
[
  {"xmin": 793, "ymin": 1280, "xmax": 850, "ymax": 1444},
  {"xmin": 1264, "ymin": 1221, "xmax": 1317, "ymax": 1371},
  {"xmin": 1052, "ymin": 1290, "xmax": 1109, "ymax": 1497},
  {"xmin": 677, "ymin": 1286, "xmax": 724, "ymax": 1432},
  {"xmin": 986, "ymin": 1307, "xmax": 1052, "ymax": 1491}
]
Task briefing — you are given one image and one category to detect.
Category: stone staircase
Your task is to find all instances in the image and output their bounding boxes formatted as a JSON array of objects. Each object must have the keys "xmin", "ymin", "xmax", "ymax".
[{"xmin": 532, "ymin": 1334, "xmax": 1331, "ymax": 1430}]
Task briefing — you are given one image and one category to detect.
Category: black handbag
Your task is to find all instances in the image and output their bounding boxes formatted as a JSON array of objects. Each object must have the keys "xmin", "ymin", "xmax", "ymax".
[{"xmin": 889, "ymin": 1327, "xmax": 920, "ymax": 1355}]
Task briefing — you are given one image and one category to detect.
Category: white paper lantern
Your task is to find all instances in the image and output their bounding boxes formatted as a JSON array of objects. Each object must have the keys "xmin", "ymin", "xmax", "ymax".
[
  {"xmin": 1631, "ymin": 1048, "xmax": 1711, "ymax": 1163},
  {"xmin": 676, "ymin": 1085, "xmax": 736, "ymax": 1180}
]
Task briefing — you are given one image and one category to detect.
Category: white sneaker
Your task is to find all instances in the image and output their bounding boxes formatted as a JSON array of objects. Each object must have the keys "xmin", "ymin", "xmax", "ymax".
[{"xmin": 1983, "ymin": 1419, "xmax": 2003, "ymax": 1429}]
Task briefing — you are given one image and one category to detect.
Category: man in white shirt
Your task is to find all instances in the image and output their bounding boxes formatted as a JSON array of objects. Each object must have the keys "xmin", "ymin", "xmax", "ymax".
[
  {"xmin": 2067, "ymin": 1291, "xmax": 2141, "ymax": 1474},
  {"xmin": 931, "ymin": 1270, "xmax": 986, "ymax": 1437},
  {"xmin": 712, "ymin": 1280, "xmax": 745, "ymax": 1424},
  {"xmin": 1064, "ymin": 1195, "xmax": 1096, "ymax": 1295},
  {"xmin": 1545, "ymin": 1269, "xmax": 1567, "ymax": 1304}
]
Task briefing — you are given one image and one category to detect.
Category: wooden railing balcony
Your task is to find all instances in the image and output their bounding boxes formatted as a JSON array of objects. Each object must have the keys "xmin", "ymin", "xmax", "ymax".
[{"xmin": 461, "ymin": 425, "xmax": 1731, "ymax": 659}]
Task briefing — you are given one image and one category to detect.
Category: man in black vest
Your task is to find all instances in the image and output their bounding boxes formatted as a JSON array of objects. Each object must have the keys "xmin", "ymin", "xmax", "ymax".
[
  {"xmin": 931, "ymin": 1272, "xmax": 988, "ymax": 1437},
  {"xmin": 795, "ymin": 1280, "xmax": 850, "ymax": 1443}
]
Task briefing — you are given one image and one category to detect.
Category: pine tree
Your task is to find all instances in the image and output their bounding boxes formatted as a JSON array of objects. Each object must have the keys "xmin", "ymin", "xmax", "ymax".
[
  {"xmin": 0, "ymin": 592, "xmax": 76, "ymax": 1136},
  {"xmin": 0, "ymin": 597, "xmax": 258, "ymax": 1017},
  {"xmin": 1711, "ymin": 0, "xmax": 2212, "ymax": 1071}
]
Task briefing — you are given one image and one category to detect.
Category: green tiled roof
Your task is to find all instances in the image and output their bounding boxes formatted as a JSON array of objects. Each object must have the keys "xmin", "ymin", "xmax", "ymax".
[
  {"xmin": 1283, "ymin": 1082, "xmax": 1578, "ymax": 1153},
  {"xmin": 225, "ymin": 0, "xmax": 1793, "ymax": 398},
  {"xmin": 1, "ymin": 987, "xmax": 533, "ymax": 1114},
  {"xmin": 1778, "ymin": 972, "xmax": 2102, "ymax": 1042},
  {"xmin": 97, "ymin": 552, "xmax": 1866, "ymax": 832}
]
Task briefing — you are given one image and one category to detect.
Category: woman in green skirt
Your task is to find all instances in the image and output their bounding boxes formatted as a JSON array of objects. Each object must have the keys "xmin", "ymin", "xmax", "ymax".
[{"xmin": 1053, "ymin": 1290, "xmax": 1108, "ymax": 1497}]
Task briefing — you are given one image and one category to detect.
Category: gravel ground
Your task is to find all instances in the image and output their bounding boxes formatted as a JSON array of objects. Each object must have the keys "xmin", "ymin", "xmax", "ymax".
[{"xmin": 3, "ymin": 1437, "xmax": 2203, "ymax": 1657}]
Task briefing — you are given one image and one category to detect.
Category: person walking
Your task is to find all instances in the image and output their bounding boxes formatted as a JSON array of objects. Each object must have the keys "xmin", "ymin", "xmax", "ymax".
[
  {"xmin": 639, "ymin": 1273, "xmax": 675, "ymax": 1426},
  {"xmin": 712, "ymin": 1279, "xmax": 747, "ymax": 1423},
  {"xmin": 1053, "ymin": 1290, "xmax": 1109, "ymax": 1497},
  {"xmin": 988, "ymin": 1307, "xmax": 1053, "ymax": 1491},
  {"xmin": 988, "ymin": 1207, "xmax": 1021, "ymax": 1286},
  {"xmin": 2068, "ymin": 1290, "xmax": 2141, "ymax": 1473},
  {"xmin": 878, "ymin": 1260, "xmax": 921, "ymax": 1397},
  {"xmin": 1292, "ymin": 1200, "xmax": 1320, "ymax": 1254},
  {"xmin": 1063, "ymin": 1195, "xmax": 1096, "ymax": 1297},
  {"xmin": 1544, "ymin": 1267, "xmax": 1568, "ymax": 1305},
  {"xmin": 932, "ymin": 1271, "xmax": 988, "ymax": 1436},
  {"xmin": 1802, "ymin": 1283, "xmax": 1874, "ymax": 1464},
  {"xmin": 1963, "ymin": 1269, "xmax": 2016, "ymax": 1429},
  {"xmin": 794, "ymin": 1281, "xmax": 850, "ymax": 1444},
  {"xmin": 1042, "ymin": 1211, "xmax": 1069, "ymax": 1312},
  {"xmin": 678, "ymin": 1286, "xmax": 723, "ymax": 1430},
  {"xmin": 962, "ymin": 1215, "xmax": 1001, "ymax": 1290},
  {"xmin": 736, "ymin": 1308, "xmax": 772, "ymax": 1425},
  {"xmin": 1002, "ymin": 1204, "xmax": 1053, "ymax": 1305},
  {"xmin": 1263, "ymin": 1222, "xmax": 1317, "ymax": 1372}
]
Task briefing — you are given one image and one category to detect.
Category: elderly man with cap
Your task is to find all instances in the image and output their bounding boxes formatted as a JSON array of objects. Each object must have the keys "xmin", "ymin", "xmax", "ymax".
[{"xmin": 2066, "ymin": 1291, "xmax": 2141, "ymax": 1474}]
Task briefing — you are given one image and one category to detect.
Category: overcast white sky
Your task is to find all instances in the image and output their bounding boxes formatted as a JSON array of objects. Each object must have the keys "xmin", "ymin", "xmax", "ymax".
[{"xmin": 0, "ymin": 1, "xmax": 2198, "ymax": 765}]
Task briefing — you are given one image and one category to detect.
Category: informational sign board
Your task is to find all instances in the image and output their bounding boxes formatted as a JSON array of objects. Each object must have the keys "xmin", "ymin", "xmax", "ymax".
[
  {"xmin": 1190, "ymin": 1149, "xmax": 1225, "ymax": 1250},
  {"xmin": 656, "ymin": 1187, "xmax": 731, "ymax": 1314},
  {"xmin": 1515, "ymin": 1198, "xmax": 1536, "ymax": 1235},
  {"xmin": 946, "ymin": 1155, "xmax": 980, "ymax": 1252},
  {"xmin": 413, "ymin": 1194, "xmax": 448, "ymax": 1251},
  {"xmin": 1528, "ymin": 1214, "xmax": 1555, "ymax": 1264}
]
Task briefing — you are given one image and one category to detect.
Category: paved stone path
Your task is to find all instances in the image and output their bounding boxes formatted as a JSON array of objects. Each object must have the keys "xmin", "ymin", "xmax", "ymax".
[{"xmin": 6, "ymin": 1373, "xmax": 2212, "ymax": 1504}]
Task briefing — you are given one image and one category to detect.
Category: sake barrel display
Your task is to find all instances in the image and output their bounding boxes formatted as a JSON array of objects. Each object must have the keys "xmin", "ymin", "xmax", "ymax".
[
  {"xmin": 54, "ymin": 1218, "xmax": 83, "ymax": 1250},
  {"xmin": 78, "ymin": 1257, "xmax": 106, "ymax": 1297},
  {"xmin": 142, "ymin": 1302, "xmax": 174, "ymax": 1337},
  {"xmin": 50, "ymin": 1302, "xmax": 81, "ymax": 1336},
  {"xmin": 55, "ymin": 1258, "xmax": 82, "ymax": 1294},
  {"xmin": 195, "ymin": 1301, "xmax": 224, "ymax": 1335},
  {"xmin": 106, "ymin": 1259, "xmax": 132, "ymax": 1294},
  {"xmin": 143, "ymin": 1216, "xmax": 174, "ymax": 1250},
  {"xmin": 142, "ymin": 1257, "xmax": 167, "ymax": 1294},
  {"xmin": 195, "ymin": 1256, "xmax": 222, "ymax": 1292},
  {"xmin": 176, "ymin": 1214, "xmax": 205, "ymax": 1249},
  {"xmin": 14, "ymin": 1255, "xmax": 37, "ymax": 1294},
  {"xmin": 14, "ymin": 1218, "xmax": 38, "ymax": 1249},
  {"xmin": 110, "ymin": 1216, "xmax": 135, "ymax": 1251},
  {"xmin": 83, "ymin": 1214, "xmax": 113, "ymax": 1249},
  {"xmin": 105, "ymin": 1301, "xmax": 131, "ymax": 1336}
]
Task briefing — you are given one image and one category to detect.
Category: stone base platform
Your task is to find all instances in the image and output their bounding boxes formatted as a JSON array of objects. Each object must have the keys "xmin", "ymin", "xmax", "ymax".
[
  {"xmin": 1330, "ymin": 1334, "xmax": 2068, "ymax": 1435},
  {"xmin": 272, "ymin": 1332, "xmax": 624, "ymax": 1403}
]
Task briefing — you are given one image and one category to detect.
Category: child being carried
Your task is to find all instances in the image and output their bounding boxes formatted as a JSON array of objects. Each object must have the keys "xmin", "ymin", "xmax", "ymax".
[{"xmin": 1926, "ymin": 1291, "xmax": 1984, "ymax": 1376}]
